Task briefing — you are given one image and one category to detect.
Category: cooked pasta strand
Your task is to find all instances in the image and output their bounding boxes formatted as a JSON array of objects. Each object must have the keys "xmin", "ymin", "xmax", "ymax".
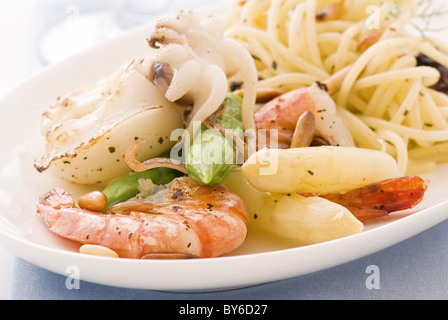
[{"xmin": 227, "ymin": 0, "xmax": 448, "ymax": 174}]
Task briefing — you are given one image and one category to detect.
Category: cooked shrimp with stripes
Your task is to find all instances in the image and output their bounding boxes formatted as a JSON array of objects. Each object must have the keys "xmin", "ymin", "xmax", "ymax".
[
  {"xmin": 254, "ymin": 81, "xmax": 355, "ymax": 150},
  {"xmin": 37, "ymin": 177, "xmax": 249, "ymax": 259}
]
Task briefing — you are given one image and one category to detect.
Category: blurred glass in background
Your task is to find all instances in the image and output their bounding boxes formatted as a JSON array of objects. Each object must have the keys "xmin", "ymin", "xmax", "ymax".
[
  {"xmin": 0, "ymin": 0, "xmax": 225, "ymax": 97},
  {"xmin": 38, "ymin": 0, "xmax": 225, "ymax": 64}
]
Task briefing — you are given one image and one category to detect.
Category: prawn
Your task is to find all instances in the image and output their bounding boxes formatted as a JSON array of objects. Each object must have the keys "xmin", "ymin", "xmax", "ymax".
[
  {"xmin": 254, "ymin": 81, "xmax": 355, "ymax": 150},
  {"xmin": 305, "ymin": 176, "xmax": 428, "ymax": 222},
  {"xmin": 37, "ymin": 177, "xmax": 249, "ymax": 259}
]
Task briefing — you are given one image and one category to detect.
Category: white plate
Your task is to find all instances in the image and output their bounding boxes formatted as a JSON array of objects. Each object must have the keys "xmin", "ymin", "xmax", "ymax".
[{"xmin": 1, "ymin": 6, "xmax": 448, "ymax": 292}]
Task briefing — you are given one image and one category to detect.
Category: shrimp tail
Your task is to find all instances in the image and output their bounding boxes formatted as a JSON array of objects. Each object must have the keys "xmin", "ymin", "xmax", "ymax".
[{"xmin": 316, "ymin": 176, "xmax": 428, "ymax": 222}]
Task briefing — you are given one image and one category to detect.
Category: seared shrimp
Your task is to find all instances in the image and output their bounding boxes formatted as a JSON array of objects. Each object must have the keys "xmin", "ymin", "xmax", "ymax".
[
  {"xmin": 254, "ymin": 82, "xmax": 355, "ymax": 149},
  {"xmin": 308, "ymin": 176, "xmax": 428, "ymax": 222},
  {"xmin": 37, "ymin": 177, "xmax": 249, "ymax": 259}
]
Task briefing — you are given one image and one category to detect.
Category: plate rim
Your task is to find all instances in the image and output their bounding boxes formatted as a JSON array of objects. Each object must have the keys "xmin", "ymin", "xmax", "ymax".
[{"xmin": 1, "ymin": 196, "xmax": 447, "ymax": 291}]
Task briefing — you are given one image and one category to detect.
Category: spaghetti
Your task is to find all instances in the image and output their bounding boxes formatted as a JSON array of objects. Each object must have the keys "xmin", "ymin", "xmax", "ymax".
[{"xmin": 225, "ymin": 0, "xmax": 448, "ymax": 175}]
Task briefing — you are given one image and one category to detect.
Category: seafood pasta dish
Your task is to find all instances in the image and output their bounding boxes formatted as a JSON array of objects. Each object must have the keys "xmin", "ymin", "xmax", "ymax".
[{"xmin": 34, "ymin": 0, "xmax": 448, "ymax": 259}]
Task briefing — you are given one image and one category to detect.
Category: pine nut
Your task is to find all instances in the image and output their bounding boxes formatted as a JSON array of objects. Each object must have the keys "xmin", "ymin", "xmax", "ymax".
[
  {"xmin": 316, "ymin": 3, "xmax": 343, "ymax": 21},
  {"xmin": 78, "ymin": 191, "xmax": 108, "ymax": 212},
  {"xmin": 79, "ymin": 244, "xmax": 119, "ymax": 258}
]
